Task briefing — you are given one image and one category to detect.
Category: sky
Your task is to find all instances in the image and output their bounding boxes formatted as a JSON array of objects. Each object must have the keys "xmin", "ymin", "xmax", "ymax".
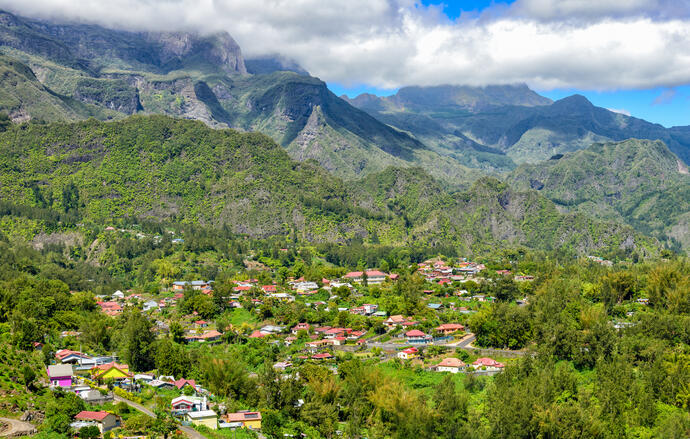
[{"xmin": 2, "ymin": 0, "xmax": 689, "ymax": 126}]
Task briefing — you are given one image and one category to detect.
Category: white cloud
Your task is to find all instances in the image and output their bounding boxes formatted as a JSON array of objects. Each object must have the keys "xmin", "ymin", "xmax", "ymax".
[{"xmin": 1, "ymin": 0, "xmax": 690, "ymax": 91}]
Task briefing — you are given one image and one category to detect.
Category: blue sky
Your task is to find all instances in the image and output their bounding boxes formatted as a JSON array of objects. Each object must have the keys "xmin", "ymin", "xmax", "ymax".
[{"xmin": 328, "ymin": 0, "xmax": 690, "ymax": 128}]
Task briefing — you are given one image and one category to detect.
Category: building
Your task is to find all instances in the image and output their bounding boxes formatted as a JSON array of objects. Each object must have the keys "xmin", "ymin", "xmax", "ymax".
[
  {"xmin": 73, "ymin": 411, "xmax": 120, "ymax": 434},
  {"xmin": 171, "ymin": 395, "xmax": 207, "ymax": 415},
  {"xmin": 224, "ymin": 411, "xmax": 262, "ymax": 430},
  {"xmin": 91, "ymin": 362, "xmax": 131, "ymax": 382},
  {"xmin": 435, "ymin": 358, "xmax": 466, "ymax": 373},
  {"xmin": 435, "ymin": 323, "xmax": 465, "ymax": 336},
  {"xmin": 186, "ymin": 410, "xmax": 218, "ymax": 430},
  {"xmin": 405, "ymin": 329, "xmax": 432, "ymax": 344},
  {"xmin": 384, "ymin": 315, "xmax": 407, "ymax": 328},
  {"xmin": 472, "ymin": 357, "xmax": 505, "ymax": 372},
  {"xmin": 291, "ymin": 323, "xmax": 311, "ymax": 334},
  {"xmin": 173, "ymin": 378, "xmax": 197, "ymax": 391},
  {"xmin": 343, "ymin": 270, "xmax": 388, "ymax": 285},
  {"xmin": 397, "ymin": 347, "xmax": 418, "ymax": 360},
  {"xmin": 47, "ymin": 364, "xmax": 73, "ymax": 388}
]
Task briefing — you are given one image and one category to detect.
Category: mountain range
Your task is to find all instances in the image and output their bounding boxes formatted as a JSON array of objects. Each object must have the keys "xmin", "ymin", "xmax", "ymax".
[
  {"xmin": 345, "ymin": 87, "xmax": 690, "ymax": 168},
  {"xmin": 0, "ymin": 8, "xmax": 687, "ymax": 254}
]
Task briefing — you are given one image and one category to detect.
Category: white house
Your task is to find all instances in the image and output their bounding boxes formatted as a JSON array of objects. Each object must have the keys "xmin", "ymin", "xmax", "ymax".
[{"xmin": 435, "ymin": 357, "xmax": 466, "ymax": 373}]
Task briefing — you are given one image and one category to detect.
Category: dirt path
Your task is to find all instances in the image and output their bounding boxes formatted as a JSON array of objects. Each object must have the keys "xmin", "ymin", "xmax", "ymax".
[{"xmin": 0, "ymin": 417, "xmax": 37, "ymax": 437}]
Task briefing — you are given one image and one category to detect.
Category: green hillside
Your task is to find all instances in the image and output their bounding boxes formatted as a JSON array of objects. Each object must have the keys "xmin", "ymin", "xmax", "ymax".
[
  {"xmin": 0, "ymin": 116, "xmax": 655, "ymax": 256},
  {"xmin": 509, "ymin": 139, "xmax": 690, "ymax": 251}
]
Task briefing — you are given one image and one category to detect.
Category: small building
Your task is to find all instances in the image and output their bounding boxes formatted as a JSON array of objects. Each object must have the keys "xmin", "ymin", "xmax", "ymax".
[
  {"xmin": 224, "ymin": 411, "xmax": 262, "ymax": 430},
  {"xmin": 435, "ymin": 357, "xmax": 466, "ymax": 373},
  {"xmin": 343, "ymin": 270, "xmax": 388, "ymax": 285},
  {"xmin": 384, "ymin": 315, "xmax": 407, "ymax": 328},
  {"xmin": 47, "ymin": 364, "xmax": 73, "ymax": 388},
  {"xmin": 171, "ymin": 395, "xmax": 207, "ymax": 415},
  {"xmin": 405, "ymin": 329, "xmax": 432, "ymax": 344},
  {"xmin": 435, "ymin": 323, "xmax": 465, "ymax": 336},
  {"xmin": 173, "ymin": 378, "xmax": 197, "ymax": 391},
  {"xmin": 186, "ymin": 410, "xmax": 218, "ymax": 430},
  {"xmin": 73, "ymin": 411, "xmax": 120, "ymax": 434},
  {"xmin": 472, "ymin": 357, "xmax": 505, "ymax": 372},
  {"xmin": 291, "ymin": 323, "xmax": 311, "ymax": 334},
  {"xmin": 91, "ymin": 362, "xmax": 131, "ymax": 382},
  {"xmin": 397, "ymin": 347, "xmax": 418, "ymax": 360}
]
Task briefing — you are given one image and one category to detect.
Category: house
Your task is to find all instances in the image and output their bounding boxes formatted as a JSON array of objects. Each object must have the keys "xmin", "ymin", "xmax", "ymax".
[
  {"xmin": 174, "ymin": 378, "xmax": 197, "ymax": 391},
  {"xmin": 311, "ymin": 353, "xmax": 334, "ymax": 361},
  {"xmin": 343, "ymin": 270, "xmax": 388, "ymax": 285},
  {"xmin": 435, "ymin": 358, "xmax": 466, "ymax": 373},
  {"xmin": 293, "ymin": 281, "xmax": 319, "ymax": 292},
  {"xmin": 91, "ymin": 362, "xmax": 131, "ymax": 381},
  {"xmin": 397, "ymin": 347, "xmax": 418, "ymax": 360},
  {"xmin": 112, "ymin": 290, "xmax": 125, "ymax": 300},
  {"xmin": 435, "ymin": 323, "xmax": 465, "ymax": 336},
  {"xmin": 405, "ymin": 329, "xmax": 432, "ymax": 344},
  {"xmin": 79, "ymin": 389, "xmax": 113, "ymax": 405},
  {"xmin": 270, "ymin": 292, "xmax": 295, "ymax": 302},
  {"xmin": 171, "ymin": 395, "xmax": 207, "ymax": 414},
  {"xmin": 200, "ymin": 330, "xmax": 223, "ymax": 342},
  {"xmin": 362, "ymin": 304, "xmax": 378, "ymax": 315},
  {"xmin": 260, "ymin": 325, "xmax": 285, "ymax": 335},
  {"xmin": 273, "ymin": 361, "xmax": 292, "ymax": 370},
  {"xmin": 186, "ymin": 410, "xmax": 218, "ymax": 430},
  {"xmin": 149, "ymin": 379, "xmax": 176, "ymax": 390},
  {"xmin": 384, "ymin": 315, "xmax": 407, "ymax": 328},
  {"xmin": 472, "ymin": 357, "xmax": 505, "ymax": 372},
  {"xmin": 224, "ymin": 411, "xmax": 262, "ymax": 430},
  {"xmin": 96, "ymin": 301, "xmax": 122, "ymax": 316},
  {"xmin": 56, "ymin": 349, "xmax": 91, "ymax": 364},
  {"xmin": 249, "ymin": 330, "xmax": 267, "ymax": 338},
  {"xmin": 291, "ymin": 323, "xmax": 311, "ymax": 334},
  {"xmin": 427, "ymin": 303, "xmax": 443, "ymax": 310},
  {"xmin": 347, "ymin": 330, "xmax": 366, "ymax": 340},
  {"xmin": 142, "ymin": 300, "xmax": 159, "ymax": 312},
  {"xmin": 133, "ymin": 374, "xmax": 154, "ymax": 383},
  {"xmin": 261, "ymin": 285, "xmax": 277, "ymax": 293},
  {"xmin": 47, "ymin": 364, "xmax": 73, "ymax": 388},
  {"xmin": 73, "ymin": 411, "xmax": 120, "ymax": 434}
]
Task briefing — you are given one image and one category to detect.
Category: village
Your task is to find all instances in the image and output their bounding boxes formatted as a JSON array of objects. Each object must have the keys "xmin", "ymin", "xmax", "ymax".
[{"xmin": 42, "ymin": 257, "xmax": 534, "ymax": 437}]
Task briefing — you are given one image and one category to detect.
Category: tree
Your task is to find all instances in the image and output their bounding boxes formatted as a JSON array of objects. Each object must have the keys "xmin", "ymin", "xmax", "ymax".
[
  {"xmin": 79, "ymin": 426, "xmax": 101, "ymax": 439},
  {"xmin": 169, "ymin": 321, "xmax": 184, "ymax": 344},
  {"xmin": 155, "ymin": 338, "xmax": 190, "ymax": 378},
  {"xmin": 21, "ymin": 365, "xmax": 36, "ymax": 391},
  {"xmin": 433, "ymin": 375, "xmax": 468, "ymax": 438},
  {"xmin": 120, "ymin": 311, "xmax": 155, "ymax": 371},
  {"xmin": 202, "ymin": 357, "xmax": 253, "ymax": 400}
]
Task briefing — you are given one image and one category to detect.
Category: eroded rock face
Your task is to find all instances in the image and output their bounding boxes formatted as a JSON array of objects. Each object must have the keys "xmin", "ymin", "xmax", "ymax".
[{"xmin": 148, "ymin": 31, "xmax": 247, "ymax": 74}]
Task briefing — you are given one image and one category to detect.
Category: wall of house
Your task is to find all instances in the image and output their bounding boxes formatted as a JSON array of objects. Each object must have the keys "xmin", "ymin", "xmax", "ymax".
[{"xmin": 190, "ymin": 417, "xmax": 218, "ymax": 430}]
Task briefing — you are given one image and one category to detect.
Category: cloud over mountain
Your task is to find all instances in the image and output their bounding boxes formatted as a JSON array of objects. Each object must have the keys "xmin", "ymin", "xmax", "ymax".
[{"xmin": 2, "ymin": 0, "xmax": 689, "ymax": 90}]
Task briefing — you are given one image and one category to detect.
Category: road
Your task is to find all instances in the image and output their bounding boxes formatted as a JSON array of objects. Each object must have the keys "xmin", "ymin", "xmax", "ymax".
[
  {"xmin": 0, "ymin": 417, "xmax": 37, "ymax": 437},
  {"xmin": 113, "ymin": 395, "xmax": 206, "ymax": 439}
]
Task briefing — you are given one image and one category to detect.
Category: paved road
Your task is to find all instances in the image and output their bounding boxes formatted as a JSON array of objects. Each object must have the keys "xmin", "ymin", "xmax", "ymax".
[
  {"xmin": 113, "ymin": 396, "xmax": 206, "ymax": 439},
  {"xmin": 0, "ymin": 417, "xmax": 37, "ymax": 437}
]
